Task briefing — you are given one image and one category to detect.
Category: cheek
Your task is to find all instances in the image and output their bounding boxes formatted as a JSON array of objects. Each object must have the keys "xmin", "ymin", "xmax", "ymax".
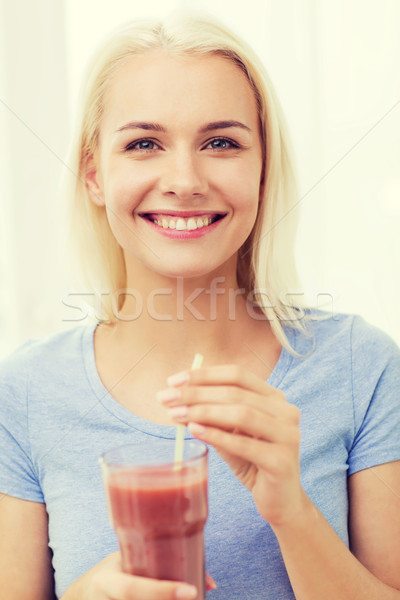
[
  {"xmin": 101, "ymin": 168, "xmax": 146, "ymax": 246},
  {"xmin": 230, "ymin": 170, "xmax": 262, "ymax": 240},
  {"xmin": 102, "ymin": 166, "xmax": 148, "ymax": 213},
  {"xmin": 226, "ymin": 163, "xmax": 262, "ymax": 214}
]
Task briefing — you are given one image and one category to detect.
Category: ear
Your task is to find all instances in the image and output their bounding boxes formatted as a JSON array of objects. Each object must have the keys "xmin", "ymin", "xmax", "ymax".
[{"xmin": 84, "ymin": 153, "xmax": 105, "ymax": 207}]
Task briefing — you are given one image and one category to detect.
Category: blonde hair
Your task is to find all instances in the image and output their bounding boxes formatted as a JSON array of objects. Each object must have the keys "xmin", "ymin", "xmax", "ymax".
[{"xmin": 66, "ymin": 12, "xmax": 310, "ymax": 352}]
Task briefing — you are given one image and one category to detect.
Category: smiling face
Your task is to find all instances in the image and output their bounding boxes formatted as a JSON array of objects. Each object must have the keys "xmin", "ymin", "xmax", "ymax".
[{"xmin": 86, "ymin": 50, "xmax": 263, "ymax": 284}]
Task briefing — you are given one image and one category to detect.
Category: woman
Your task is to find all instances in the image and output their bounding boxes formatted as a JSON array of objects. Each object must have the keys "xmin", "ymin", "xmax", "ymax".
[{"xmin": 1, "ymin": 13, "xmax": 400, "ymax": 600}]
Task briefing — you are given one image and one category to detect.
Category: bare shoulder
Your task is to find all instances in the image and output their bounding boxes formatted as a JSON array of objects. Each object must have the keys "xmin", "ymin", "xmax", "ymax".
[
  {"xmin": 0, "ymin": 494, "xmax": 55, "ymax": 599},
  {"xmin": 348, "ymin": 460, "xmax": 400, "ymax": 590}
]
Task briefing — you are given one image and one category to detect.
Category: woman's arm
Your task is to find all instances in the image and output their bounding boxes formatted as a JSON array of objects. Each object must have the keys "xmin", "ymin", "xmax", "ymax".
[
  {"xmin": 271, "ymin": 461, "xmax": 400, "ymax": 599},
  {"xmin": 0, "ymin": 493, "xmax": 210, "ymax": 600},
  {"xmin": 349, "ymin": 461, "xmax": 400, "ymax": 590},
  {"xmin": 60, "ymin": 552, "xmax": 205, "ymax": 600},
  {"xmin": 0, "ymin": 494, "xmax": 56, "ymax": 600},
  {"xmin": 163, "ymin": 364, "xmax": 400, "ymax": 599}
]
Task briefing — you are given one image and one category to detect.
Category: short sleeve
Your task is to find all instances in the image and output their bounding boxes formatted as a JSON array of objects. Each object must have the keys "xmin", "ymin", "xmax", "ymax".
[
  {"xmin": 348, "ymin": 317, "xmax": 400, "ymax": 475},
  {"xmin": 0, "ymin": 343, "xmax": 44, "ymax": 502}
]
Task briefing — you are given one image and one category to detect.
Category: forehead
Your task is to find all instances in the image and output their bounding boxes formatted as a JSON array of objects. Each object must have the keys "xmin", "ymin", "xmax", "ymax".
[{"xmin": 101, "ymin": 50, "xmax": 259, "ymax": 131}]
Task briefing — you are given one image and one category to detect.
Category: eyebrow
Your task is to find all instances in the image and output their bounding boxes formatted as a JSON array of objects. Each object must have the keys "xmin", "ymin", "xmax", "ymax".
[
  {"xmin": 199, "ymin": 120, "xmax": 251, "ymax": 133},
  {"xmin": 115, "ymin": 120, "xmax": 251, "ymax": 134}
]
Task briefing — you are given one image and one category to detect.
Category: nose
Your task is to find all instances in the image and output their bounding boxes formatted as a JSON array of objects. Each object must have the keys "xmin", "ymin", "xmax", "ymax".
[{"xmin": 158, "ymin": 150, "xmax": 208, "ymax": 201}]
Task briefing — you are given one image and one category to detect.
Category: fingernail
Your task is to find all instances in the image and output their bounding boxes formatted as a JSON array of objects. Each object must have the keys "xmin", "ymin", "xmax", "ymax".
[
  {"xmin": 206, "ymin": 573, "xmax": 218, "ymax": 590},
  {"xmin": 156, "ymin": 388, "xmax": 181, "ymax": 403},
  {"xmin": 167, "ymin": 371, "xmax": 190, "ymax": 387},
  {"xmin": 175, "ymin": 584, "xmax": 197, "ymax": 599},
  {"xmin": 188, "ymin": 422, "xmax": 206, "ymax": 436},
  {"xmin": 168, "ymin": 405, "xmax": 188, "ymax": 421}
]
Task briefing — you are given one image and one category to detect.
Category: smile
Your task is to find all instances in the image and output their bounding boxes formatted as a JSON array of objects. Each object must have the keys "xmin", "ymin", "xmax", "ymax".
[{"xmin": 140, "ymin": 212, "xmax": 226, "ymax": 231}]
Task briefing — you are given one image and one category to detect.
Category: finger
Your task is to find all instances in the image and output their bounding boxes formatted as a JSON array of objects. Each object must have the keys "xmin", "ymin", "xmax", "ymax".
[
  {"xmin": 169, "ymin": 403, "xmax": 298, "ymax": 444},
  {"xmin": 98, "ymin": 571, "xmax": 198, "ymax": 600},
  {"xmin": 157, "ymin": 384, "xmax": 282, "ymax": 418},
  {"xmin": 206, "ymin": 573, "xmax": 217, "ymax": 590},
  {"xmin": 188, "ymin": 422, "xmax": 299, "ymax": 476},
  {"xmin": 167, "ymin": 364, "xmax": 283, "ymax": 399}
]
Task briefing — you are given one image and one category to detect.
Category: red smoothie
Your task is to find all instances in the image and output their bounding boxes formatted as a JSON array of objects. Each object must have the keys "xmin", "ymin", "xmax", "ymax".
[{"xmin": 107, "ymin": 465, "xmax": 208, "ymax": 596}]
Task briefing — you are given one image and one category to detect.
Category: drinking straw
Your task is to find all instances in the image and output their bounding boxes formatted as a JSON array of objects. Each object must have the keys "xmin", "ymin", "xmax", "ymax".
[{"xmin": 174, "ymin": 353, "xmax": 204, "ymax": 467}]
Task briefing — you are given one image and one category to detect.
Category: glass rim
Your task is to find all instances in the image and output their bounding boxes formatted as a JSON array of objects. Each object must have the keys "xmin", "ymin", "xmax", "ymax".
[{"xmin": 99, "ymin": 439, "xmax": 208, "ymax": 471}]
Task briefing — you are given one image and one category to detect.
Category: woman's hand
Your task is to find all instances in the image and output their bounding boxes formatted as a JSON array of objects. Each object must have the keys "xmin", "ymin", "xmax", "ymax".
[
  {"xmin": 158, "ymin": 365, "xmax": 307, "ymax": 528},
  {"xmin": 61, "ymin": 551, "xmax": 216, "ymax": 600}
]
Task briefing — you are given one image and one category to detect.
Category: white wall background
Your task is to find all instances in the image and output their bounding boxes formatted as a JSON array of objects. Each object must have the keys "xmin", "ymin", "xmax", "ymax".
[{"xmin": 1, "ymin": 0, "xmax": 399, "ymax": 359}]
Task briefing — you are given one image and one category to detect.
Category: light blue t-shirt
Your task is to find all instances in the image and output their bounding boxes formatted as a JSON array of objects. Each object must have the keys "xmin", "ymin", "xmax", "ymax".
[{"xmin": 1, "ymin": 312, "xmax": 400, "ymax": 599}]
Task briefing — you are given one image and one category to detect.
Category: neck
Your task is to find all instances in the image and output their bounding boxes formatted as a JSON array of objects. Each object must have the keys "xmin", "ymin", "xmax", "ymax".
[{"xmin": 103, "ymin": 260, "xmax": 270, "ymax": 371}]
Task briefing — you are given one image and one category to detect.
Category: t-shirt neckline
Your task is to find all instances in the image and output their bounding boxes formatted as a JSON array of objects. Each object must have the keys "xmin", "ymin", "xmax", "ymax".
[{"xmin": 82, "ymin": 322, "xmax": 294, "ymax": 438}]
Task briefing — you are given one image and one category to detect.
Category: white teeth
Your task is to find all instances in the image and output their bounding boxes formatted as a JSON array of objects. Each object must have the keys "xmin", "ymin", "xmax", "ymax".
[
  {"xmin": 187, "ymin": 217, "xmax": 197, "ymax": 230},
  {"xmin": 176, "ymin": 218, "xmax": 187, "ymax": 231},
  {"xmin": 149, "ymin": 214, "xmax": 221, "ymax": 230}
]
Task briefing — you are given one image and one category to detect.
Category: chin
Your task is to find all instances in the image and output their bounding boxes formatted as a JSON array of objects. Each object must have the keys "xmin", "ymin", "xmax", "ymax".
[{"xmin": 158, "ymin": 267, "xmax": 215, "ymax": 281}]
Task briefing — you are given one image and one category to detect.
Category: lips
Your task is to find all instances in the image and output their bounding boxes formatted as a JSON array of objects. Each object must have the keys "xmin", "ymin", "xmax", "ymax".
[{"xmin": 140, "ymin": 212, "xmax": 226, "ymax": 231}]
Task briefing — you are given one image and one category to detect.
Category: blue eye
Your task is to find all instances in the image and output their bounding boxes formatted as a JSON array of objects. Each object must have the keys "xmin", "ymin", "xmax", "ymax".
[
  {"xmin": 124, "ymin": 136, "xmax": 240, "ymax": 153},
  {"xmin": 205, "ymin": 137, "xmax": 239, "ymax": 150},
  {"xmin": 125, "ymin": 139, "xmax": 159, "ymax": 152}
]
